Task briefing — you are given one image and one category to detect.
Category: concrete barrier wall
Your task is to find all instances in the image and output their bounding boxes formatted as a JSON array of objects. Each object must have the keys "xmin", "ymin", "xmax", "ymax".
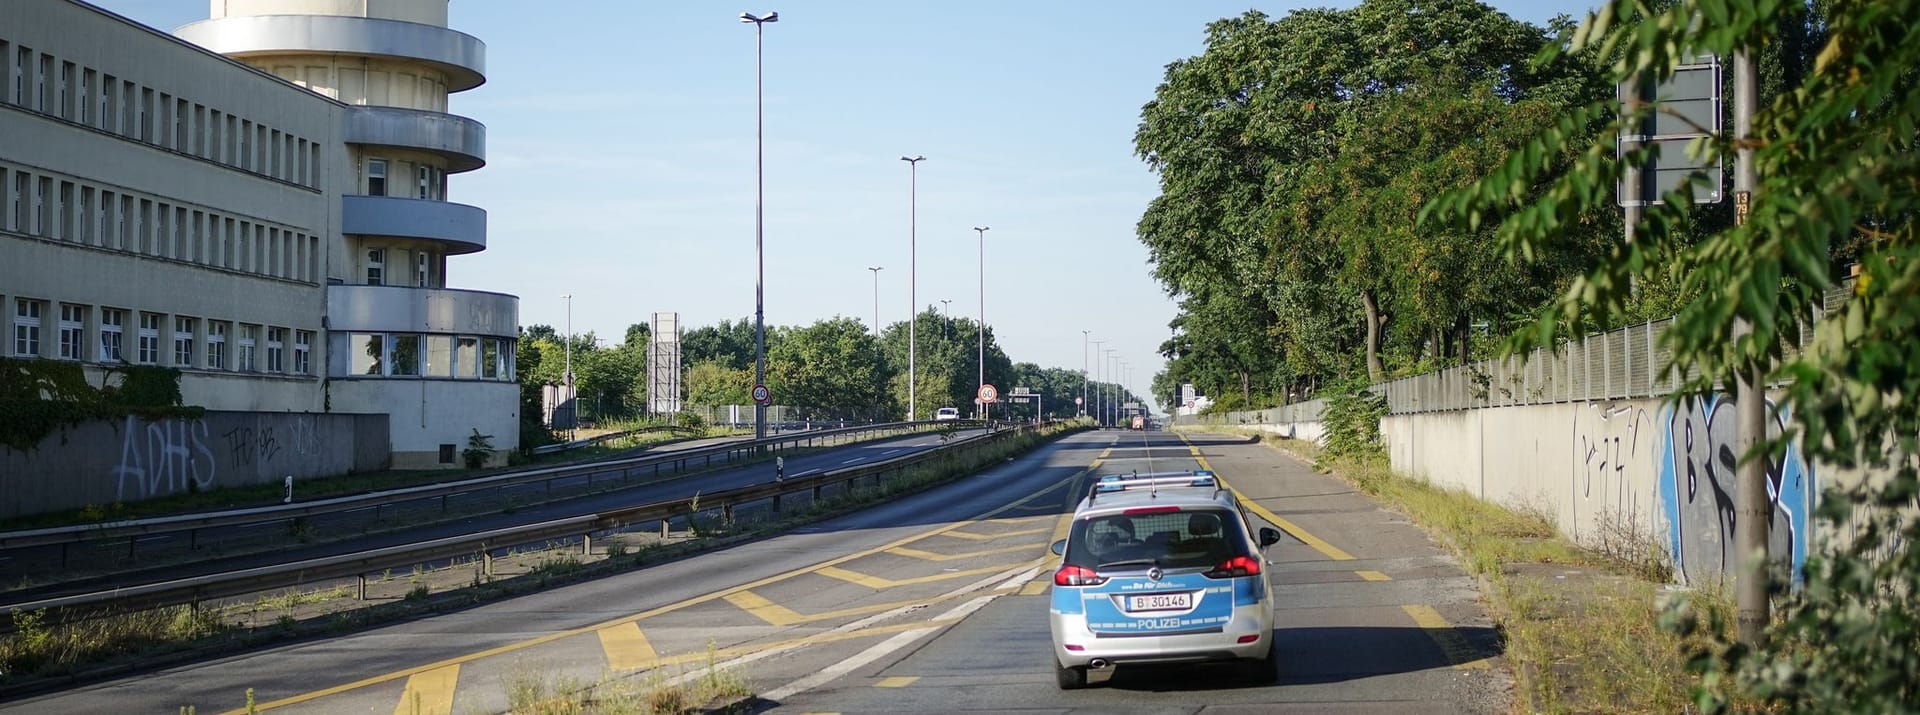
[
  {"xmin": 1380, "ymin": 392, "xmax": 1817, "ymax": 584},
  {"xmin": 0, "ymin": 411, "xmax": 389, "ymax": 518},
  {"xmin": 1173, "ymin": 399, "xmax": 1328, "ymax": 445}
]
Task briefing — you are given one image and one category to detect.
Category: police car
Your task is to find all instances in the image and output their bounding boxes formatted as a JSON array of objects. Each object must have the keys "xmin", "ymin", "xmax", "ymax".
[{"xmin": 1048, "ymin": 471, "xmax": 1282, "ymax": 689}]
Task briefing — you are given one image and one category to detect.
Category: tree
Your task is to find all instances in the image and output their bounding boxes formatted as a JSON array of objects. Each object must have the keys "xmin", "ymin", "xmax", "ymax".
[
  {"xmin": 684, "ymin": 359, "xmax": 750, "ymax": 406},
  {"xmin": 681, "ymin": 318, "xmax": 762, "ymax": 371},
  {"xmin": 1135, "ymin": 2, "xmax": 1609, "ymax": 392},
  {"xmin": 767, "ymin": 316, "xmax": 894, "ymax": 419},
  {"xmin": 1432, "ymin": 0, "xmax": 1917, "ymax": 709}
]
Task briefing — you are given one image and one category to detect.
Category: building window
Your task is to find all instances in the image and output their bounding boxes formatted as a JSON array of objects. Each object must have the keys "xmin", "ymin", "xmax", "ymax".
[
  {"xmin": 417, "ymin": 165, "xmax": 430, "ymax": 199},
  {"xmin": 366, "ymin": 247, "xmax": 385, "ymax": 285},
  {"xmin": 57, "ymin": 303, "xmax": 84, "ymax": 360},
  {"xmin": 13, "ymin": 299, "xmax": 43, "ymax": 357},
  {"xmin": 77, "ymin": 68, "xmax": 90, "ymax": 125},
  {"xmin": 294, "ymin": 330, "xmax": 312, "ymax": 374},
  {"xmin": 353, "ymin": 333, "xmax": 385, "ymax": 375},
  {"xmin": 99, "ymin": 308, "xmax": 125, "ymax": 362},
  {"xmin": 481, "ymin": 337, "xmax": 501, "ymax": 379},
  {"xmin": 205, "ymin": 321, "xmax": 227, "ymax": 370},
  {"xmin": 172, "ymin": 316, "xmax": 196, "ymax": 366},
  {"xmin": 426, "ymin": 335, "xmax": 453, "ymax": 377},
  {"xmin": 456, "ymin": 336, "xmax": 478, "ymax": 378},
  {"xmin": 237, "ymin": 324, "xmax": 257, "ymax": 371},
  {"xmin": 391, "ymin": 334, "xmax": 420, "ymax": 376},
  {"xmin": 266, "ymin": 327, "xmax": 285, "ymax": 372},
  {"xmin": 137, "ymin": 313, "xmax": 160, "ymax": 364},
  {"xmin": 416, "ymin": 252, "xmax": 430, "ymax": 287},
  {"xmin": 367, "ymin": 159, "xmax": 387, "ymax": 196}
]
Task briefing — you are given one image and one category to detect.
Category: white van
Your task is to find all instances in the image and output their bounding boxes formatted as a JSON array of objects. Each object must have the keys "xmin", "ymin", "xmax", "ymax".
[{"xmin": 934, "ymin": 407, "xmax": 960, "ymax": 421}]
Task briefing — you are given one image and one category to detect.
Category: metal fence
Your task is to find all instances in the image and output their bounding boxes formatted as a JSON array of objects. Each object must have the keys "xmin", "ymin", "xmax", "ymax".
[{"xmin": 1379, "ymin": 286, "xmax": 1845, "ymax": 414}]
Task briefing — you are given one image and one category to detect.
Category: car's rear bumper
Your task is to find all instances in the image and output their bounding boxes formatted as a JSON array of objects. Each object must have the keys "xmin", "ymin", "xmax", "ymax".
[{"xmin": 1049, "ymin": 603, "xmax": 1272, "ymax": 667}]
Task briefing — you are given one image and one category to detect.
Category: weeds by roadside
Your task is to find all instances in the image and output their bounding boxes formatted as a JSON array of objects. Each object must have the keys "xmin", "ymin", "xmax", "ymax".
[
  {"xmin": 500, "ymin": 643, "xmax": 750, "ymax": 714},
  {"xmin": 1231, "ymin": 430, "xmax": 1746, "ymax": 715}
]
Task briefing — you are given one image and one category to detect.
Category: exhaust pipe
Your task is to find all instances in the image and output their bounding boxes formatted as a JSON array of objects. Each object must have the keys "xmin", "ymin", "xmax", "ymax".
[{"xmin": 1088, "ymin": 659, "xmax": 1113, "ymax": 670}]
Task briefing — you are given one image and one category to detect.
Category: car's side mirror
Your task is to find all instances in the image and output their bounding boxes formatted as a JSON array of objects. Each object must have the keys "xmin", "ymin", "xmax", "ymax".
[
  {"xmin": 1050, "ymin": 539, "xmax": 1066, "ymax": 556},
  {"xmin": 1258, "ymin": 527, "xmax": 1282, "ymax": 547}
]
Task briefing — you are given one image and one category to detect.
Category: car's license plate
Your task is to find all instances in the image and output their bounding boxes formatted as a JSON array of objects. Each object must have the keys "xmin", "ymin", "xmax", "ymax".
[{"xmin": 1126, "ymin": 592, "xmax": 1192, "ymax": 612}]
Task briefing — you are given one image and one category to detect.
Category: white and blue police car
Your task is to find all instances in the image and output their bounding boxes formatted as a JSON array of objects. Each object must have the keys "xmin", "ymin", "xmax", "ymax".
[{"xmin": 1048, "ymin": 471, "xmax": 1283, "ymax": 689}]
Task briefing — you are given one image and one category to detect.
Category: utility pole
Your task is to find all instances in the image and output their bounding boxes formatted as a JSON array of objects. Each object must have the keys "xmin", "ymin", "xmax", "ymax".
[{"xmin": 1731, "ymin": 48, "xmax": 1769, "ymax": 647}]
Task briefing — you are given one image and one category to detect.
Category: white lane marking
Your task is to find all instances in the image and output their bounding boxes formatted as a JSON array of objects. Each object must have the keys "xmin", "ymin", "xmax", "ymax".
[
  {"xmin": 791, "ymin": 469, "xmax": 821, "ymax": 477},
  {"xmin": 759, "ymin": 593, "xmax": 1002, "ymax": 701},
  {"xmin": 882, "ymin": 449, "xmax": 902, "ymax": 456},
  {"xmin": 840, "ymin": 457, "xmax": 866, "ymax": 464}
]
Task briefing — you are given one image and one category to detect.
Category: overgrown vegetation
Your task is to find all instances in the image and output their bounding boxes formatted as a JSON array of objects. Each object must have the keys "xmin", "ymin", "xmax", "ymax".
[
  {"xmin": 1428, "ymin": 0, "xmax": 1920, "ymax": 710},
  {"xmin": 0, "ymin": 357, "xmax": 201, "ymax": 452},
  {"xmin": 1319, "ymin": 378, "xmax": 1388, "ymax": 460},
  {"xmin": 500, "ymin": 646, "xmax": 749, "ymax": 715}
]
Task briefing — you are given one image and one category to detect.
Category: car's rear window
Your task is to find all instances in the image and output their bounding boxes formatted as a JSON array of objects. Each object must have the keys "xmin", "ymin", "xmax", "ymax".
[{"xmin": 1064, "ymin": 508, "xmax": 1248, "ymax": 570}]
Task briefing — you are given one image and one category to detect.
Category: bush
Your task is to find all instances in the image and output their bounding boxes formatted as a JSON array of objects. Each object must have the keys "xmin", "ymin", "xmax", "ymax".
[
  {"xmin": 462, "ymin": 429, "xmax": 494, "ymax": 469},
  {"xmin": 1321, "ymin": 377, "xmax": 1386, "ymax": 460}
]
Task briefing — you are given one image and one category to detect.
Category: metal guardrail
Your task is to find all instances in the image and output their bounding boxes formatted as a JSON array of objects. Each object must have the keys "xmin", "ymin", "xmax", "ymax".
[
  {"xmin": 0, "ymin": 420, "xmax": 964, "ymax": 556},
  {"xmin": 527, "ymin": 424, "xmax": 704, "ymax": 456},
  {"xmin": 3, "ymin": 421, "xmax": 1066, "ymax": 616}
]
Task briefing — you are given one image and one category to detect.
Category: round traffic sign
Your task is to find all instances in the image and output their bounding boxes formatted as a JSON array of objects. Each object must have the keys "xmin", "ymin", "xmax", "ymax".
[
  {"xmin": 1075, "ymin": 396, "xmax": 1084, "ymax": 406},
  {"xmin": 751, "ymin": 384, "xmax": 772, "ymax": 405},
  {"xmin": 978, "ymin": 384, "xmax": 998, "ymax": 404}
]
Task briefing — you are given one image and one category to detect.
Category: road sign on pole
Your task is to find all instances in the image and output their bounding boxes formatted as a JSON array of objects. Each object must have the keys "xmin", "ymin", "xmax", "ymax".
[
  {"xmin": 1619, "ymin": 54, "xmax": 1724, "ymax": 206},
  {"xmin": 751, "ymin": 384, "xmax": 771, "ymax": 405},
  {"xmin": 1074, "ymin": 396, "xmax": 1083, "ymax": 406},
  {"xmin": 978, "ymin": 384, "xmax": 998, "ymax": 404}
]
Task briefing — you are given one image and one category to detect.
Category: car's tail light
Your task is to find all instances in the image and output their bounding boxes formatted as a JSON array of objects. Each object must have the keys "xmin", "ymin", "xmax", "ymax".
[
  {"xmin": 1206, "ymin": 555, "xmax": 1261, "ymax": 579},
  {"xmin": 1054, "ymin": 565, "xmax": 1108, "ymax": 586}
]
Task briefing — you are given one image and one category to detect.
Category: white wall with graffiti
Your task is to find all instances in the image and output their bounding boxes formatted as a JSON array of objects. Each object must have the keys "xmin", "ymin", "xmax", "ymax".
[
  {"xmin": 0, "ymin": 411, "xmax": 389, "ymax": 519},
  {"xmin": 1381, "ymin": 392, "xmax": 1817, "ymax": 584}
]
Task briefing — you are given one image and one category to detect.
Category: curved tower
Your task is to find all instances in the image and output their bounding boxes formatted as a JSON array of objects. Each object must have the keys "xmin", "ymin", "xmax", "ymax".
[{"xmin": 178, "ymin": 1, "xmax": 519, "ymax": 468}]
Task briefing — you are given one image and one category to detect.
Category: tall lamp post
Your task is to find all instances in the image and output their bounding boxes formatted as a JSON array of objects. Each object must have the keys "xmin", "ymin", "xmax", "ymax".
[
  {"xmin": 940, "ymin": 299, "xmax": 951, "ymax": 337},
  {"xmin": 562, "ymin": 293, "xmax": 574, "ymax": 437},
  {"xmin": 741, "ymin": 10, "xmax": 777, "ymax": 440},
  {"xmin": 866, "ymin": 266, "xmax": 883, "ymax": 335},
  {"xmin": 901, "ymin": 155, "xmax": 924, "ymax": 419},
  {"xmin": 1090, "ymin": 339, "xmax": 1106, "ymax": 425},
  {"xmin": 1105, "ymin": 349, "xmax": 1119, "ymax": 427},
  {"xmin": 1081, "ymin": 330, "xmax": 1091, "ymax": 418},
  {"xmin": 972, "ymin": 226, "xmax": 990, "ymax": 419}
]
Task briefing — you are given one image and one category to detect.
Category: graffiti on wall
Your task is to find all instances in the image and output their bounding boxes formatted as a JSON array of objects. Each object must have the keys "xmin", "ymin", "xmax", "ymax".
[
  {"xmin": 1658, "ymin": 394, "xmax": 1815, "ymax": 584},
  {"xmin": 113, "ymin": 415, "xmax": 217, "ymax": 501},
  {"xmin": 1573, "ymin": 403, "xmax": 1657, "ymax": 524}
]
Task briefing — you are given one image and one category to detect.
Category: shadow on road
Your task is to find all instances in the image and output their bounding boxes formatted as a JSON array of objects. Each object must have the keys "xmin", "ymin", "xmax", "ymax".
[{"xmin": 1097, "ymin": 624, "xmax": 1503, "ymax": 692}]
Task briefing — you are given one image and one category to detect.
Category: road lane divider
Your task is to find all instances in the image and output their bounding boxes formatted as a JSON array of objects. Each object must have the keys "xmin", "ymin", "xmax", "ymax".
[
  {"xmin": 1401, "ymin": 604, "xmax": 1492, "ymax": 670},
  {"xmin": 390, "ymin": 664, "xmax": 458, "ymax": 715},
  {"xmin": 939, "ymin": 526, "xmax": 1048, "ymax": 541},
  {"xmin": 885, "ymin": 544, "xmax": 1036, "ymax": 562},
  {"xmin": 724, "ymin": 591, "xmax": 808, "ymax": 627},
  {"xmin": 1178, "ymin": 433, "xmax": 1356, "ymax": 561},
  {"xmin": 817, "ymin": 564, "xmax": 1009, "ymax": 589},
  {"xmin": 875, "ymin": 676, "xmax": 918, "ymax": 688},
  {"xmin": 1356, "ymin": 570, "xmax": 1392, "ymax": 581},
  {"xmin": 233, "ymin": 434, "xmax": 1108, "ymax": 713},
  {"xmin": 597, "ymin": 622, "xmax": 658, "ymax": 671}
]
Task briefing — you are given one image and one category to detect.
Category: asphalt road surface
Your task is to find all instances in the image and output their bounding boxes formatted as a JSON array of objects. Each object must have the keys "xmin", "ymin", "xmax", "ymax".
[{"xmin": 1, "ymin": 429, "xmax": 1507, "ymax": 714}]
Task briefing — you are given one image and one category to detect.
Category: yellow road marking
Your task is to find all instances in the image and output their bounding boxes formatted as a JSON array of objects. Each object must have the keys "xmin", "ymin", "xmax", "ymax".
[
  {"xmin": 597, "ymin": 622, "xmax": 658, "ymax": 671},
  {"xmin": 725, "ymin": 591, "xmax": 806, "ymax": 626},
  {"xmin": 1356, "ymin": 570, "xmax": 1392, "ymax": 581},
  {"xmin": 390, "ymin": 664, "xmax": 458, "ymax": 715},
  {"xmin": 1179, "ymin": 434, "xmax": 1356, "ymax": 561},
  {"xmin": 1401, "ymin": 604, "xmax": 1491, "ymax": 670},
  {"xmin": 1019, "ymin": 580, "xmax": 1050, "ymax": 596},
  {"xmin": 818, "ymin": 564, "xmax": 1013, "ymax": 589},
  {"xmin": 887, "ymin": 544, "xmax": 1037, "ymax": 561},
  {"xmin": 602, "ymin": 612, "xmax": 983, "ymax": 673},
  {"xmin": 941, "ymin": 526, "xmax": 1048, "ymax": 541},
  {"xmin": 875, "ymin": 676, "xmax": 919, "ymax": 688},
  {"xmin": 229, "ymin": 438, "xmax": 1110, "ymax": 714}
]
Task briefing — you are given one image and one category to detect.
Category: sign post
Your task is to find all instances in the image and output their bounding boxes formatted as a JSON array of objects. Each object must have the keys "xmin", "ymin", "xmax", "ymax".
[{"xmin": 978, "ymin": 384, "xmax": 998, "ymax": 423}]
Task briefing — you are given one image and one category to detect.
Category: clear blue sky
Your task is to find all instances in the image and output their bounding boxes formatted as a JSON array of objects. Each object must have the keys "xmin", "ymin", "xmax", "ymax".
[{"xmin": 98, "ymin": 0, "xmax": 1591, "ymax": 411}]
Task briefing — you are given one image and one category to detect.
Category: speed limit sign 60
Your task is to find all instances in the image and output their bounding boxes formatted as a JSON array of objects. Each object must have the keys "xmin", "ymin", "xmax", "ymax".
[
  {"xmin": 978, "ymin": 384, "xmax": 998, "ymax": 404},
  {"xmin": 751, "ymin": 384, "xmax": 772, "ymax": 405}
]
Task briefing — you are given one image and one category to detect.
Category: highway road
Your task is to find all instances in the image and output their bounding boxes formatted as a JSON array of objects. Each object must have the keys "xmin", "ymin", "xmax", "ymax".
[{"xmin": 2, "ymin": 429, "xmax": 1507, "ymax": 714}]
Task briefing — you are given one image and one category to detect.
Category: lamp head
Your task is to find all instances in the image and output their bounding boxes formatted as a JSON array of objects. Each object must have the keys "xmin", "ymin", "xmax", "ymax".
[
  {"xmin": 740, "ymin": 11, "xmax": 778, "ymax": 23},
  {"xmin": 900, "ymin": 155, "xmax": 925, "ymax": 163}
]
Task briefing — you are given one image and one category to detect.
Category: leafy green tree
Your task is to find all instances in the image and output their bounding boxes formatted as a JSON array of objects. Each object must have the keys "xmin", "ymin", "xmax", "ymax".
[
  {"xmin": 681, "ymin": 318, "xmax": 770, "ymax": 371},
  {"xmin": 684, "ymin": 359, "xmax": 750, "ymax": 406},
  {"xmin": 1432, "ymin": 0, "xmax": 1917, "ymax": 710},
  {"xmin": 768, "ymin": 316, "xmax": 894, "ymax": 419}
]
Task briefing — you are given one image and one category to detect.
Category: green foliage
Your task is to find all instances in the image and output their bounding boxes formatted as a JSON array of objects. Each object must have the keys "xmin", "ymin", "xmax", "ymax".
[
  {"xmin": 1433, "ymin": 0, "xmax": 1920, "ymax": 710},
  {"xmin": 768, "ymin": 316, "xmax": 894, "ymax": 419},
  {"xmin": 461, "ymin": 429, "xmax": 494, "ymax": 469},
  {"xmin": 683, "ymin": 359, "xmax": 751, "ymax": 406},
  {"xmin": 1136, "ymin": 0, "xmax": 1612, "ymax": 397},
  {"xmin": 0, "ymin": 358, "xmax": 200, "ymax": 452},
  {"xmin": 1321, "ymin": 378, "xmax": 1388, "ymax": 461}
]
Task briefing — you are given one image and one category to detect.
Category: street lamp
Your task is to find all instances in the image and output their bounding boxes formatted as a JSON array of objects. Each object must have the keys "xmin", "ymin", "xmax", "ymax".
[
  {"xmin": 972, "ymin": 226, "xmax": 989, "ymax": 419},
  {"xmin": 562, "ymin": 293, "xmax": 574, "ymax": 437},
  {"xmin": 1105, "ymin": 349, "xmax": 1119, "ymax": 427},
  {"xmin": 899, "ymin": 156, "xmax": 925, "ymax": 420},
  {"xmin": 866, "ymin": 266, "xmax": 883, "ymax": 335},
  {"xmin": 741, "ymin": 10, "xmax": 777, "ymax": 440},
  {"xmin": 1090, "ymin": 339, "xmax": 1105, "ymax": 426},
  {"xmin": 1081, "ymin": 330, "xmax": 1091, "ymax": 418}
]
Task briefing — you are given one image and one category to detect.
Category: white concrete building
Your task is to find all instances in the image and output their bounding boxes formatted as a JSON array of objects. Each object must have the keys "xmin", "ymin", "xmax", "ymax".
[{"xmin": 0, "ymin": 0, "xmax": 519, "ymax": 468}]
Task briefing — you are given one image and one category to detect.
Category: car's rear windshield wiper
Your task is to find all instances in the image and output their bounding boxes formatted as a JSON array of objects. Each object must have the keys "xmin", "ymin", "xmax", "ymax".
[{"xmin": 1095, "ymin": 559, "xmax": 1160, "ymax": 570}]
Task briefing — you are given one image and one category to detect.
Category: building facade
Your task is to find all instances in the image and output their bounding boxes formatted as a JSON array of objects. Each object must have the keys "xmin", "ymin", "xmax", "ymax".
[{"xmin": 1, "ymin": 0, "xmax": 519, "ymax": 469}]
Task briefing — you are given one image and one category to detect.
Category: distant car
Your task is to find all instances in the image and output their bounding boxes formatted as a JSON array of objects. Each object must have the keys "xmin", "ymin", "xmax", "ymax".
[
  {"xmin": 1130, "ymin": 415, "xmax": 1146, "ymax": 430},
  {"xmin": 934, "ymin": 407, "xmax": 960, "ymax": 421},
  {"xmin": 1049, "ymin": 471, "xmax": 1282, "ymax": 689}
]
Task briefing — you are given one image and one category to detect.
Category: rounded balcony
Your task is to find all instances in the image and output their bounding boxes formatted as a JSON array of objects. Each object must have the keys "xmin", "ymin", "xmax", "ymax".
[
  {"xmin": 175, "ymin": 14, "xmax": 486, "ymax": 91},
  {"xmin": 342, "ymin": 195, "xmax": 487, "ymax": 255},
  {"xmin": 326, "ymin": 285, "xmax": 517, "ymax": 337},
  {"xmin": 346, "ymin": 106, "xmax": 486, "ymax": 172}
]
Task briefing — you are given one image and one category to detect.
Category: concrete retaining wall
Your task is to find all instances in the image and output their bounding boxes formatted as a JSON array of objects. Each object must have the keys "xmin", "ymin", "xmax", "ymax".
[
  {"xmin": 1174, "ymin": 399, "xmax": 1328, "ymax": 445},
  {"xmin": 0, "ymin": 411, "xmax": 389, "ymax": 518}
]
